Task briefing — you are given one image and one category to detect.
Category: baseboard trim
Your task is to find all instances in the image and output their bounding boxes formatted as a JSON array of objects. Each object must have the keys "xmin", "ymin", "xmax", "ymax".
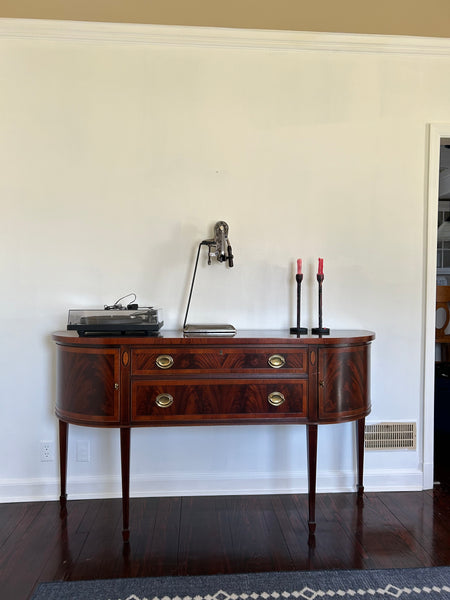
[{"xmin": 0, "ymin": 468, "xmax": 423, "ymax": 502}]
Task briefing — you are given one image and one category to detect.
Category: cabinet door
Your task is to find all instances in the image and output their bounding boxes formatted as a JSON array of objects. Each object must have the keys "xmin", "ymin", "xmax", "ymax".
[
  {"xmin": 317, "ymin": 345, "xmax": 370, "ymax": 423},
  {"xmin": 56, "ymin": 346, "xmax": 121, "ymax": 426}
]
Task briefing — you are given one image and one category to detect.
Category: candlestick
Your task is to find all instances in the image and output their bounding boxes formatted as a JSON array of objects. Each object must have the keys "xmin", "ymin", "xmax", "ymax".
[
  {"xmin": 290, "ymin": 261, "xmax": 307, "ymax": 336},
  {"xmin": 318, "ymin": 257, "xmax": 324, "ymax": 276},
  {"xmin": 311, "ymin": 271, "xmax": 330, "ymax": 336}
]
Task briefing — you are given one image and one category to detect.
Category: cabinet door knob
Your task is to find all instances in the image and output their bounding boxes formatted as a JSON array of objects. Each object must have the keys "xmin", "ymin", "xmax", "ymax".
[
  {"xmin": 114, "ymin": 383, "xmax": 119, "ymax": 390},
  {"xmin": 155, "ymin": 393, "xmax": 174, "ymax": 408},
  {"xmin": 319, "ymin": 380, "xmax": 325, "ymax": 388},
  {"xmin": 156, "ymin": 355, "xmax": 174, "ymax": 369},
  {"xmin": 268, "ymin": 391, "xmax": 286, "ymax": 406},
  {"xmin": 268, "ymin": 354, "xmax": 286, "ymax": 369}
]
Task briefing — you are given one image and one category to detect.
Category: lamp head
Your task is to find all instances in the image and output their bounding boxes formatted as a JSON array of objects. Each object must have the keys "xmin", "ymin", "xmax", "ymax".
[{"xmin": 204, "ymin": 221, "xmax": 234, "ymax": 267}]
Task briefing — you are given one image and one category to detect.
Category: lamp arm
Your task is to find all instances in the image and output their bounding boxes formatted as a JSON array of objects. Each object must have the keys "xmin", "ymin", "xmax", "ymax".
[{"xmin": 182, "ymin": 240, "xmax": 212, "ymax": 330}]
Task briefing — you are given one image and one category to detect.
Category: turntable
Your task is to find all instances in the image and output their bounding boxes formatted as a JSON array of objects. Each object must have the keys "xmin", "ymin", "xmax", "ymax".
[{"xmin": 67, "ymin": 306, "xmax": 163, "ymax": 336}]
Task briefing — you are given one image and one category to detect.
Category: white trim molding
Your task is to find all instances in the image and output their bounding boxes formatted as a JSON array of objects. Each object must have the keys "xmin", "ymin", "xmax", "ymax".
[
  {"xmin": 0, "ymin": 468, "xmax": 423, "ymax": 503},
  {"xmin": 1, "ymin": 18, "xmax": 450, "ymax": 56}
]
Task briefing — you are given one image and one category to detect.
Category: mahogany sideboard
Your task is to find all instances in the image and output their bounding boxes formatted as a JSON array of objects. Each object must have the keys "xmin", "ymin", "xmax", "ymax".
[{"xmin": 53, "ymin": 329, "xmax": 375, "ymax": 542}]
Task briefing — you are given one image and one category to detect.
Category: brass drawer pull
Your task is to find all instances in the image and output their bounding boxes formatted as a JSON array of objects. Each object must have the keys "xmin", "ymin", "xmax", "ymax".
[
  {"xmin": 268, "ymin": 391, "xmax": 286, "ymax": 406},
  {"xmin": 268, "ymin": 354, "xmax": 286, "ymax": 369},
  {"xmin": 156, "ymin": 355, "xmax": 174, "ymax": 369},
  {"xmin": 155, "ymin": 393, "xmax": 174, "ymax": 408}
]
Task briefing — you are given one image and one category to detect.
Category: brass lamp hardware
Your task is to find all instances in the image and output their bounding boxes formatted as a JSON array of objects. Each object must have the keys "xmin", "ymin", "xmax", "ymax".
[
  {"xmin": 268, "ymin": 391, "xmax": 286, "ymax": 406},
  {"xmin": 156, "ymin": 355, "xmax": 174, "ymax": 369},
  {"xmin": 155, "ymin": 393, "xmax": 174, "ymax": 408},
  {"xmin": 268, "ymin": 354, "xmax": 286, "ymax": 369}
]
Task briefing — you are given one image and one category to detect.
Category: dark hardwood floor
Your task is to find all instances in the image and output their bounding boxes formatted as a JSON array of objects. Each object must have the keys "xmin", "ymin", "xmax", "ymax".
[{"xmin": 1, "ymin": 487, "xmax": 450, "ymax": 600}]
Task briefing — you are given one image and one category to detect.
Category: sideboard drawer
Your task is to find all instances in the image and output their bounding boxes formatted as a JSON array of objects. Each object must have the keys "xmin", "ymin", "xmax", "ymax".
[
  {"xmin": 131, "ymin": 379, "xmax": 308, "ymax": 423},
  {"xmin": 131, "ymin": 347, "xmax": 307, "ymax": 375}
]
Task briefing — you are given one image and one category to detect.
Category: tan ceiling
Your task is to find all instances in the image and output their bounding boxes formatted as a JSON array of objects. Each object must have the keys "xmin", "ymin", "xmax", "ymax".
[{"xmin": 1, "ymin": 0, "xmax": 450, "ymax": 38}]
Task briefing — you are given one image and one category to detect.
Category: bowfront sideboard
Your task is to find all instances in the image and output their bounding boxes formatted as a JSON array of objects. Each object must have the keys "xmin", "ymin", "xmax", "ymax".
[{"xmin": 53, "ymin": 329, "xmax": 374, "ymax": 541}]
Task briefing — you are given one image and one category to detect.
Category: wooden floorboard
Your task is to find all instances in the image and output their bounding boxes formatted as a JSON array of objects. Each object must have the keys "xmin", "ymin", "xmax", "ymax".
[
  {"xmin": 223, "ymin": 495, "xmax": 295, "ymax": 573},
  {"xmin": 178, "ymin": 496, "xmax": 235, "ymax": 575},
  {"xmin": 378, "ymin": 490, "xmax": 450, "ymax": 565},
  {"xmin": 0, "ymin": 489, "xmax": 449, "ymax": 600}
]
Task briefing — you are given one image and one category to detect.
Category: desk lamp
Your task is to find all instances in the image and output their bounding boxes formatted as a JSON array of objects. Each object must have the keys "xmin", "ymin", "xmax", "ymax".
[{"xmin": 183, "ymin": 221, "xmax": 236, "ymax": 335}]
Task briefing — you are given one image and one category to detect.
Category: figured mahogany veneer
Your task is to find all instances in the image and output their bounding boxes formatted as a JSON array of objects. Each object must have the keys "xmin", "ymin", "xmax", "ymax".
[
  {"xmin": 53, "ymin": 329, "xmax": 374, "ymax": 542},
  {"xmin": 131, "ymin": 379, "xmax": 309, "ymax": 422}
]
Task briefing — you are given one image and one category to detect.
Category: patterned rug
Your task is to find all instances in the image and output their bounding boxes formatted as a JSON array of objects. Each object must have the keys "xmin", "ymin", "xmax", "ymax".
[{"xmin": 31, "ymin": 567, "xmax": 450, "ymax": 600}]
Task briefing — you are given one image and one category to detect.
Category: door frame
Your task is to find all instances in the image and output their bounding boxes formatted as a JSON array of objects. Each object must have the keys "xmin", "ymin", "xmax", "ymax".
[{"xmin": 423, "ymin": 123, "xmax": 450, "ymax": 488}]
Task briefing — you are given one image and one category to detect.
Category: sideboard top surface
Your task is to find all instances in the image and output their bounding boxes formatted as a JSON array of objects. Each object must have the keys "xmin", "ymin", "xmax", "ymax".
[{"xmin": 53, "ymin": 329, "xmax": 375, "ymax": 346}]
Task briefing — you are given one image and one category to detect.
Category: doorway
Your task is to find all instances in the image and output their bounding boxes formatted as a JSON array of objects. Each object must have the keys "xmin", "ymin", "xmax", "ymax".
[
  {"xmin": 424, "ymin": 124, "xmax": 450, "ymax": 490},
  {"xmin": 434, "ymin": 142, "xmax": 450, "ymax": 488}
]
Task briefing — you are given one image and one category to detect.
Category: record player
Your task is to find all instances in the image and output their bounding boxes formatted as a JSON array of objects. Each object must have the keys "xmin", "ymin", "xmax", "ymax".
[{"xmin": 67, "ymin": 301, "xmax": 163, "ymax": 337}]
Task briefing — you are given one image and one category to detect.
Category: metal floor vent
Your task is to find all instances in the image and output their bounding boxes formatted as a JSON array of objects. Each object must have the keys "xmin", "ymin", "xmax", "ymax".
[{"xmin": 365, "ymin": 422, "xmax": 416, "ymax": 450}]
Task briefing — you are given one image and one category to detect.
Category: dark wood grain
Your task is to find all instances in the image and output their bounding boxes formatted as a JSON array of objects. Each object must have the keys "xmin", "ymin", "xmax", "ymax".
[
  {"xmin": 131, "ymin": 379, "xmax": 308, "ymax": 422},
  {"xmin": 1, "ymin": 488, "xmax": 449, "ymax": 600},
  {"xmin": 132, "ymin": 347, "xmax": 308, "ymax": 374},
  {"xmin": 54, "ymin": 330, "xmax": 376, "ymax": 345},
  {"xmin": 54, "ymin": 331, "xmax": 374, "ymax": 541},
  {"xmin": 356, "ymin": 417, "xmax": 365, "ymax": 494},
  {"xmin": 59, "ymin": 420, "xmax": 68, "ymax": 506},
  {"xmin": 56, "ymin": 346, "xmax": 120, "ymax": 425},
  {"xmin": 318, "ymin": 345, "xmax": 370, "ymax": 422},
  {"xmin": 307, "ymin": 424, "xmax": 318, "ymax": 534},
  {"xmin": 377, "ymin": 490, "xmax": 450, "ymax": 564}
]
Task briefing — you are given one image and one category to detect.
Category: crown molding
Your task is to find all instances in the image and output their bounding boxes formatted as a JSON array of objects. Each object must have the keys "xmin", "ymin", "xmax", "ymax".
[{"xmin": 1, "ymin": 18, "xmax": 450, "ymax": 56}]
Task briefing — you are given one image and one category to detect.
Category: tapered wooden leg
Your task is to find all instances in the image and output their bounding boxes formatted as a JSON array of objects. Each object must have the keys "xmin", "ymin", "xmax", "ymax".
[
  {"xmin": 307, "ymin": 423, "xmax": 318, "ymax": 535},
  {"xmin": 58, "ymin": 420, "xmax": 68, "ymax": 510},
  {"xmin": 356, "ymin": 417, "xmax": 365, "ymax": 496},
  {"xmin": 120, "ymin": 427, "xmax": 131, "ymax": 543}
]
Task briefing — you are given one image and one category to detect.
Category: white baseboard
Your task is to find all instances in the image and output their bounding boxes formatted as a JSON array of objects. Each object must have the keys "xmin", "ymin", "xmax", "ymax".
[
  {"xmin": 422, "ymin": 460, "xmax": 435, "ymax": 490},
  {"xmin": 0, "ymin": 467, "xmax": 424, "ymax": 503}
]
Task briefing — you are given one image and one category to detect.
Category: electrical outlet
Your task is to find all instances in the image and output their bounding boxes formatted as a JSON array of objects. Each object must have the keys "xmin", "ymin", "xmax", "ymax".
[
  {"xmin": 40, "ymin": 441, "xmax": 55, "ymax": 462},
  {"xmin": 76, "ymin": 440, "xmax": 90, "ymax": 462}
]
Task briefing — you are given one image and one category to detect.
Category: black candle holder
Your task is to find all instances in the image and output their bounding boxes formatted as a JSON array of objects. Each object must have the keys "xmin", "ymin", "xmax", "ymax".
[
  {"xmin": 290, "ymin": 273, "xmax": 308, "ymax": 336},
  {"xmin": 311, "ymin": 274, "xmax": 330, "ymax": 336}
]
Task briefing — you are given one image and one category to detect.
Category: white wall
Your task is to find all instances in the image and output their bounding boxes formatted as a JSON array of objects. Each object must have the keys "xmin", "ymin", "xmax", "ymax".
[{"xmin": 1, "ymin": 20, "xmax": 449, "ymax": 502}]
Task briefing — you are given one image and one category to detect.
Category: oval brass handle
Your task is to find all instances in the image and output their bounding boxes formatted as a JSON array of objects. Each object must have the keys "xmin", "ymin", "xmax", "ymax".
[
  {"xmin": 156, "ymin": 355, "xmax": 174, "ymax": 369},
  {"xmin": 268, "ymin": 354, "xmax": 286, "ymax": 369},
  {"xmin": 268, "ymin": 391, "xmax": 286, "ymax": 406},
  {"xmin": 155, "ymin": 393, "xmax": 174, "ymax": 408}
]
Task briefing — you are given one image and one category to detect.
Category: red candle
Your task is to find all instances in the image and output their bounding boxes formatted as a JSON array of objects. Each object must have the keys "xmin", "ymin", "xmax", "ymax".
[
  {"xmin": 296, "ymin": 258, "xmax": 302, "ymax": 275},
  {"xmin": 318, "ymin": 258, "xmax": 324, "ymax": 276}
]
